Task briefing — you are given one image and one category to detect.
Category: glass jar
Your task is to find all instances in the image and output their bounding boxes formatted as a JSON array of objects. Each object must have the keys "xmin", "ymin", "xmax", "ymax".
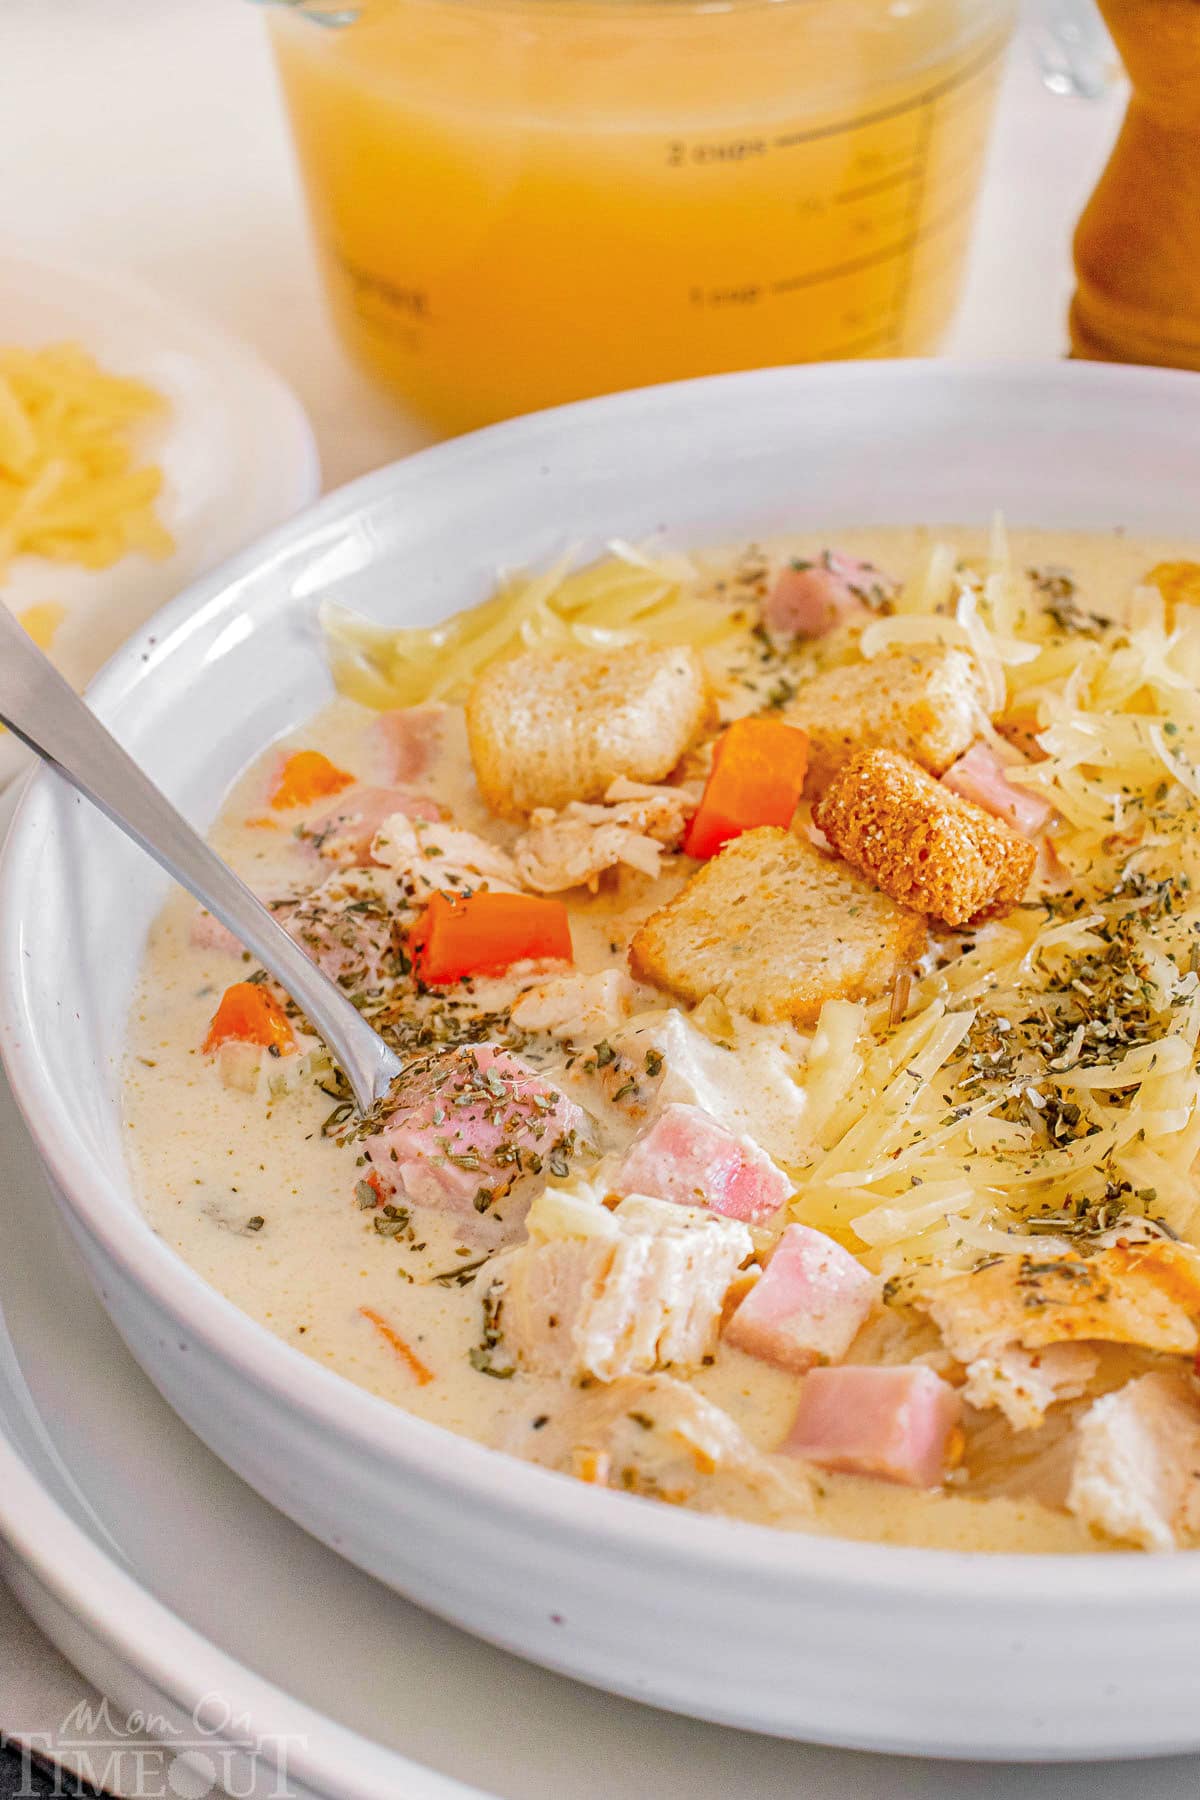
[{"xmin": 264, "ymin": 0, "xmax": 1017, "ymax": 434}]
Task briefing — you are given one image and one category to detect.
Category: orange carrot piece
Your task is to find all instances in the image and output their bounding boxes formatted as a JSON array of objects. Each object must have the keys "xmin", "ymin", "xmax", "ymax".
[
  {"xmin": 269, "ymin": 748, "xmax": 355, "ymax": 810},
  {"xmin": 203, "ymin": 981, "xmax": 295, "ymax": 1055},
  {"xmin": 683, "ymin": 717, "xmax": 809, "ymax": 860},
  {"xmin": 360, "ymin": 1307, "xmax": 434, "ymax": 1385},
  {"xmin": 409, "ymin": 890, "xmax": 573, "ymax": 986},
  {"xmin": 244, "ymin": 815, "xmax": 282, "ymax": 830},
  {"xmin": 571, "ymin": 1447, "xmax": 612, "ymax": 1485}
]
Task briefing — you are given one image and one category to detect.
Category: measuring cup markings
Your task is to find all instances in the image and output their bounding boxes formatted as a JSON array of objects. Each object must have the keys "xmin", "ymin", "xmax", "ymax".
[{"xmin": 270, "ymin": 7, "xmax": 1013, "ymax": 428}]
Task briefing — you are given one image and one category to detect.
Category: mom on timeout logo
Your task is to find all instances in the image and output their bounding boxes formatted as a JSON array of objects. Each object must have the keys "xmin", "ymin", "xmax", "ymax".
[{"xmin": 8, "ymin": 1694, "xmax": 307, "ymax": 1798}]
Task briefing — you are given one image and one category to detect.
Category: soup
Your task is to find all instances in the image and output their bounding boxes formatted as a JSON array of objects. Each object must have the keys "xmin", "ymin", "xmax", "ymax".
[{"xmin": 126, "ymin": 525, "xmax": 1200, "ymax": 1553}]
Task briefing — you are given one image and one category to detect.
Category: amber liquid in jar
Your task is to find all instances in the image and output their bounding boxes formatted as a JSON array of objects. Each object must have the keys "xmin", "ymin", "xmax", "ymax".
[{"xmin": 270, "ymin": 0, "xmax": 1014, "ymax": 433}]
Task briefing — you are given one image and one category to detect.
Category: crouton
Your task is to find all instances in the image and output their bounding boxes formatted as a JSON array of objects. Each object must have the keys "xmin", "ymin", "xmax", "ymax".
[
  {"xmin": 629, "ymin": 826, "xmax": 926, "ymax": 1025},
  {"xmin": 785, "ymin": 646, "xmax": 983, "ymax": 791},
  {"xmin": 465, "ymin": 644, "xmax": 711, "ymax": 818},
  {"xmin": 813, "ymin": 749, "xmax": 1036, "ymax": 928}
]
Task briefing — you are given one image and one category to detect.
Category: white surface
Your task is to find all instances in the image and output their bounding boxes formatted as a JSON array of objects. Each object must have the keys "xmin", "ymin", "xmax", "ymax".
[
  {"xmin": 0, "ymin": 249, "xmax": 319, "ymax": 786},
  {"xmin": 7, "ymin": 361, "xmax": 1200, "ymax": 1768},
  {"xmin": 0, "ymin": 948, "xmax": 1195, "ymax": 1800}
]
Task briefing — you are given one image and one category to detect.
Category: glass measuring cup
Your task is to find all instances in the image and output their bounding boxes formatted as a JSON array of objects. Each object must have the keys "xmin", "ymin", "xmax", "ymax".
[{"xmin": 262, "ymin": 0, "xmax": 1017, "ymax": 434}]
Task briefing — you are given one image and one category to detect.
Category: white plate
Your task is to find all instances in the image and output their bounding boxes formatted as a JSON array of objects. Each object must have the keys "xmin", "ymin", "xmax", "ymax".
[
  {"xmin": 0, "ymin": 248, "xmax": 319, "ymax": 784},
  {"xmin": 9, "ymin": 360, "xmax": 1200, "ymax": 1761},
  {"xmin": 4, "ymin": 1037, "xmax": 1195, "ymax": 1800}
]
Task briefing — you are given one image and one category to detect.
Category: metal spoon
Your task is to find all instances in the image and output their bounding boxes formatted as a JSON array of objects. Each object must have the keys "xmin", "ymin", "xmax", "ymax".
[{"xmin": 0, "ymin": 606, "xmax": 402, "ymax": 1111}]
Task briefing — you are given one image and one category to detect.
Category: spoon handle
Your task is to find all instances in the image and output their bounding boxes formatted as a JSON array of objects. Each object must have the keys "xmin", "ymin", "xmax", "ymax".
[{"xmin": 0, "ymin": 608, "xmax": 400, "ymax": 1110}]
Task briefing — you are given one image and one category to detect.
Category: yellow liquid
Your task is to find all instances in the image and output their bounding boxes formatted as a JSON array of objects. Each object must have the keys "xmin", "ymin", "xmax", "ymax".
[{"xmin": 270, "ymin": 0, "xmax": 1014, "ymax": 435}]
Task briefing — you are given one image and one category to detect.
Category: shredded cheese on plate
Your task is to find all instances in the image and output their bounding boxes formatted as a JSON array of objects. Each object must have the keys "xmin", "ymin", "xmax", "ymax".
[{"xmin": 0, "ymin": 342, "xmax": 173, "ymax": 578}]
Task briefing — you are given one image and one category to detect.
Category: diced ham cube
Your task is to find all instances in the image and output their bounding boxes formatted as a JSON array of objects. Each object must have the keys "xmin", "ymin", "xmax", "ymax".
[
  {"xmin": 783, "ymin": 1364, "xmax": 962, "ymax": 1487},
  {"xmin": 367, "ymin": 706, "xmax": 445, "ymax": 784},
  {"xmin": 190, "ymin": 909, "xmax": 247, "ymax": 958},
  {"xmin": 364, "ymin": 1044, "xmax": 588, "ymax": 1222},
  {"xmin": 300, "ymin": 786, "xmax": 440, "ymax": 866},
  {"xmin": 724, "ymin": 1224, "xmax": 877, "ymax": 1372},
  {"xmin": 763, "ymin": 552, "xmax": 893, "ymax": 640},
  {"xmin": 940, "ymin": 743, "xmax": 1052, "ymax": 838},
  {"xmin": 612, "ymin": 1102, "xmax": 791, "ymax": 1225},
  {"xmin": 492, "ymin": 1194, "xmax": 752, "ymax": 1380}
]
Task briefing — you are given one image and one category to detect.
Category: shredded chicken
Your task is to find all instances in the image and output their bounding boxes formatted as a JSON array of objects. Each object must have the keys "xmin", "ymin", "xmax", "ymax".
[
  {"xmin": 914, "ymin": 1243, "xmax": 1200, "ymax": 1430},
  {"xmin": 513, "ymin": 777, "xmax": 697, "ymax": 894},
  {"xmin": 370, "ymin": 812, "xmax": 519, "ymax": 901},
  {"xmin": 1068, "ymin": 1371, "xmax": 1200, "ymax": 1550},
  {"xmin": 510, "ymin": 968, "xmax": 636, "ymax": 1039},
  {"xmin": 919, "ymin": 1242, "xmax": 1200, "ymax": 1363},
  {"xmin": 504, "ymin": 1374, "xmax": 812, "ymax": 1523},
  {"xmin": 961, "ymin": 1342, "xmax": 1099, "ymax": 1432}
]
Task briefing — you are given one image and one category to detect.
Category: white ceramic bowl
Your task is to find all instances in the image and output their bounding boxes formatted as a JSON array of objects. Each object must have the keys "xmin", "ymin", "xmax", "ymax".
[{"xmin": 6, "ymin": 360, "xmax": 1200, "ymax": 1762}]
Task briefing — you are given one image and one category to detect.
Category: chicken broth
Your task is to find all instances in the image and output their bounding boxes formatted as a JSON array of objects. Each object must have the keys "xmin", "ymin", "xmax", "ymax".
[{"xmin": 127, "ymin": 525, "xmax": 1200, "ymax": 1554}]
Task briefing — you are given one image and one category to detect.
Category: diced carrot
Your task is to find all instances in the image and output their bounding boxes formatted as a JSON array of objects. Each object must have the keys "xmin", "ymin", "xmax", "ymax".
[
  {"xmin": 409, "ymin": 890, "xmax": 573, "ymax": 986},
  {"xmin": 269, "ymin": 749, "xmax": 355, "ymax": 810},
  {"xmin": 202, "ymin": 981, "xmax": 295, "ymax": 1055},
  {"xmin": 683, "ymin": 717, "xmax": 809, "ymax": 860},
  {"xmin": 360, "ymin": 1306, "xmax": 434, "ymax": 1385},
  {"xmin": 571, "ymin": 1447, "xmax": 611, "ymax": 1485},
  {"xmin": 244, "ymin": 815, "xmax": 282, "ymax": 830}
]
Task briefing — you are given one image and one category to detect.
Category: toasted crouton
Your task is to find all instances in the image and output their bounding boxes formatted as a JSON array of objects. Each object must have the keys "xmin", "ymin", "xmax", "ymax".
[
  {"xmin": 466, "ymin": 644, "xmax": 711, "ymax": 818},
  {"xmin": 786, "ymin": 646, "xmax": 983, "ymax": 791},
  {"xmin": 813, "ymin": 748, "xmax": 1036, "ymax": 928},
  {"xmin": 629, "ymin": 826, "xmax": 926, "ymax": 1025}
]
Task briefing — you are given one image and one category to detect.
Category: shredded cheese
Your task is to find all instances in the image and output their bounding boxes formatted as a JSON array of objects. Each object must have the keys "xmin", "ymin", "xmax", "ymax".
[
  {"xmin": 321, "ymin": 545, "xmax": 745, "ymax": 710},
  {"xmin": 0, "ymin": 343, "xmax": 173, "ymax": 576}
]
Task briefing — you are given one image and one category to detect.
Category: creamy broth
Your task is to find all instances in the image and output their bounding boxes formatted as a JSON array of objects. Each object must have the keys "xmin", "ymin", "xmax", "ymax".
[{"xmin": 126, "ymin": 525, "xmax": 1200, "ymax": 1555}]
